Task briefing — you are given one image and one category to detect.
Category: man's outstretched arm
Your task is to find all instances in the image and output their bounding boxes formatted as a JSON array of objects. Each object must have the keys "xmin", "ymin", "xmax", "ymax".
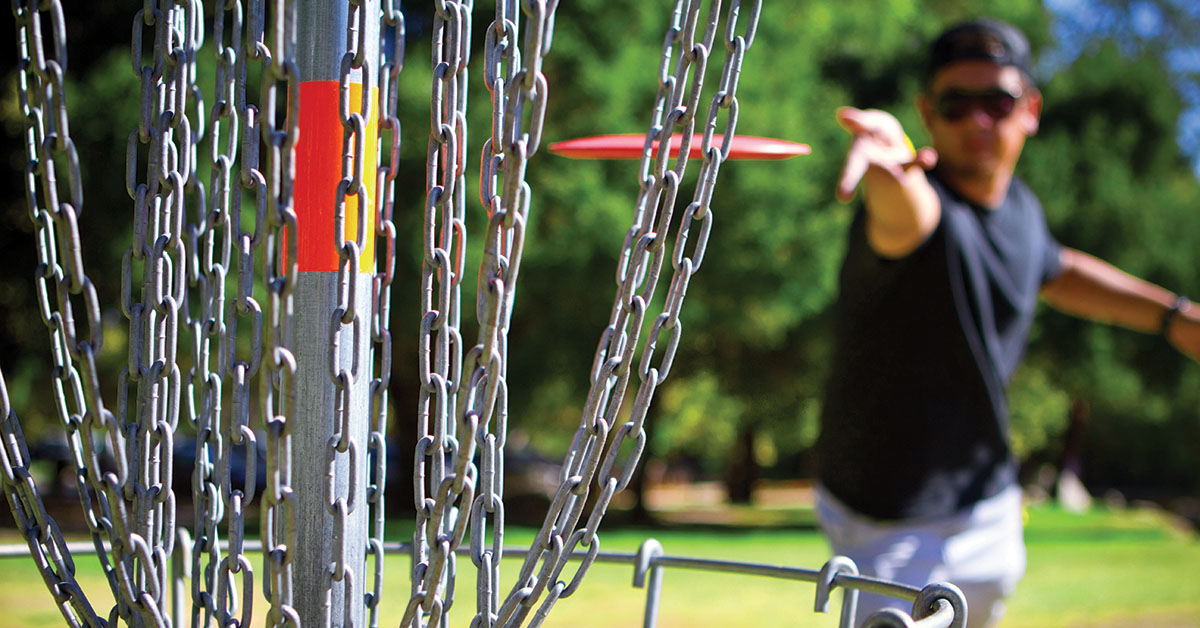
[
  {"xmin": 835, "ymin": 107, "xmax": 940, "ymax": 258},
  {"xmin": 1040, "ymin": 247, "xmax": 1200, "ymax": 361}
]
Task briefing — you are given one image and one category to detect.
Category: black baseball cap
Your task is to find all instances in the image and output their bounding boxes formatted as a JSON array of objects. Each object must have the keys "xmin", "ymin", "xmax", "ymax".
[{"xmin": 926, "ymin": 18, "xmax": 1033, "ymax": 85}]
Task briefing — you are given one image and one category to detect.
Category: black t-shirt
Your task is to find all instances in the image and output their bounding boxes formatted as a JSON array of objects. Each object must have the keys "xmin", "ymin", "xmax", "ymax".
[{"xmin": 817, "ymin": 172, "xmax": 1062, "ymax": 521}]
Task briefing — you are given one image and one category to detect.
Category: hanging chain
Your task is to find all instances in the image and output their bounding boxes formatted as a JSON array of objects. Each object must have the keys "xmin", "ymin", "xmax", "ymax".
[
  {"xmin": 188, "ymin": 0, "xmax": 237, "ymax": 624},
  {"xmin": 7, "ymin": 1, "xmax": 366, "ymax": 626},
  {"xmin": 259, "ymin": 0, "xmax": 301, "ymax": 627},
  {"xmin": 366, "ymin": 2, "xmax": 406, "ymax": 627},
  {"xmin": 6, "ymin": 3, "xmax": 759, "ymax": 628},
  {"xmin": 323, "ymin": 1, "xmax": 377, "ymax": 626},
  {"xmin": 408, "ymin": 1, "xmax": 472, "ymax": 626},
  {"xmin": 201, "ymin": 0, "xmax": 275, "ymax": 624},
  {"xmin": 3, "ymin": 367, "xmax": 106, "ymax": 628},
  {"xmin": 468, "ymin": 1, "xmax": 559, "ymax": 627},
  {"xmin": 410, "ymin": 0, "xmax": 563, "ymax": 626},
  {"xmin": 7, "ymin": 3, "xmax": 111, "ymax": 628},
  {"xmin": 120, "ymin": 0, "xmax": 204, "ymax": 624},
  {"xmin": 495, "ymin": 2, "xmax": 761, "ymax": 627}
]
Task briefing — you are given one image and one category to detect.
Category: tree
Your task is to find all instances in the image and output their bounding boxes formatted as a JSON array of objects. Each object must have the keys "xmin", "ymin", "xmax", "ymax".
[{"xmin": 1021, "ymin": 39, "xmax": 1200, "ymax": 495}]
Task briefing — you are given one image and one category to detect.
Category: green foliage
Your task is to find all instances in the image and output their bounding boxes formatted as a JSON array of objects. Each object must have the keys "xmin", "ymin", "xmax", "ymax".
[
  {"xmin": 1008, "ymin": 363, "xmax": 1072, "ymax": 458},
  {"xmin": 1020, "ymin": 36, "xmax": 1200, "ymax": 492},
  {"xmin": 652, "ymin": 370, "xmax": 743, "ymax": 471}
]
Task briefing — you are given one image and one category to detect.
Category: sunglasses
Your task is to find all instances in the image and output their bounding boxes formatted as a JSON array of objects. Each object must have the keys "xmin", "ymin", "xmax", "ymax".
[{"xmin": 933, "ymin": 87, "xmax": 1022, "ymax": 121}]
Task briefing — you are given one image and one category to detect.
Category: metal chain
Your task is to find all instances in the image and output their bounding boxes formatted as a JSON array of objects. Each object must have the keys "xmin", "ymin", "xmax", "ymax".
[
  {"xmin": 304, "ymin": 1, "xmax": 384, "ymax": 624},
  {"xmin": 1, "ymin": 365, "xmax": 106, "ymax": 628},
  {"xmin": 178, "ymin": 1, "xmax": 295, "ymax": 626},
  {"xmin": 408, "ymin": 1, "xmax": 473, "ymax": 625},
  {"xmin": 495, "ymin": 3, "xmax": 761, "ymax": 628},
  {"xmin": 13, "ymin": 0, "xmax": 153, "ymax": 625},
  {"xmin": 199, "ymin": 0, "xmax": 268, "ymax": 624},
  {"xmin": 8, "ymin": 0, "xmax": 354, "ymax": 626},
  {"xmin": 122, "ymin": 1, "xmax": 201, "ymax": 624},
  {"xmin": 367, "ymin": 2, "xmax": 406, "ymax": 627},
  {"xmin": 226, "ymin": 5, "xmax": 266, "ymax": 622},
  {"xmin": 8, "ymin": 3, "xmax": 116, "ymax": 627},
  {"xmin": 6, "ymin": 4, "xmax": 758, "ymax": 628},
  {"xmin": 467, "ymin": 1, "xmax": 559, "ymax": 627},
  {"xmin": 259, "ymin": 0, "xmax": 301, "ymax": 626},
  {"xmin": 7, "ymin": 1, "xmax": 342, "ymax": 626},
  {"xmin": 188, "ymin": 0, "xmax": 237, "ymax": 623},
  {"xmin": 325, "ymin": 1, "xmax": 376, "ymax": 626}
]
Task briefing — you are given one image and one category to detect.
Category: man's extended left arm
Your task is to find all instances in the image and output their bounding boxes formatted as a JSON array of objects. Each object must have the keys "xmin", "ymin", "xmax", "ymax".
[{"xmin": 1040, "ymin": 247, "xmax": 1200, "ymax": 361}]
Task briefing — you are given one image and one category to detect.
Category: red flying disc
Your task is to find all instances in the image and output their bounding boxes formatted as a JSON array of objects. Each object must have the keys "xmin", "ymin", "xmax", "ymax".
[{"xmin": 548, "ymin": 133, "xmax": 811, "ymax": 161}]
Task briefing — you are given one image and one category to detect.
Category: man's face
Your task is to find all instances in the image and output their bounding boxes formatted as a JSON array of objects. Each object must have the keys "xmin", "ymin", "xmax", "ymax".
[{"xmin": 918, "ymin": 61, "xmax": 1041, "ymax": 181}]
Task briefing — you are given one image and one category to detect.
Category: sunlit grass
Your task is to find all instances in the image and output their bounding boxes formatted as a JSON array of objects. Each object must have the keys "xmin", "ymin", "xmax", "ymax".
[{"xmin": 1, "ymin": 502, "xmax": 1197, "ymax": 627}]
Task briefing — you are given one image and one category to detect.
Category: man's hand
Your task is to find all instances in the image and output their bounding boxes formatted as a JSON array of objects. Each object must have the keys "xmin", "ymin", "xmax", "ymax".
[
  {"xmin": 835, "ymin": 107, "xmax": 938, "ymax": 202},
  {"xmin": 835, "ymin": 107, "xmax": 940, "ymax": 258}
]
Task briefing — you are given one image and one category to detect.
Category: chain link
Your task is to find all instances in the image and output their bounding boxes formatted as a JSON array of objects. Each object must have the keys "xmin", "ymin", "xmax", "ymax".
[
  {"xmin": 410, "ymin": 2, "xmax": 564, "ymax": 626},
  {"xmin": 14, "ymin": 0, "xmax": 153, "ymax": 625},
  {"xmin": 493, "ymin": 3, "xmax": 761, "ymax": 628},
  {"xmin": 10, "ymin": 4, "xmax": 123, "ymax": 627},
  {"xmin": 9, "ymin": 0, "xmax": 326, "ymax": 625},
  {"xmin": 7, "ymin": 0, "xmax": 298, "ymax": 626},
  {"xmin": 468, "ymin": 1, "xmax": 560, "ymax": 627},
  {"xmin": 5, "ymin": 3, "xmax": 758, "ymax": 628},
  {"xmin": 1, "ymin": 370, "xmax": 103, "ymax": 628},
  {"xmin": 408, "ymin": 1, "xmax": 473, "ymax": 625},
  {"xmin": 121, "ymin": 1, "xmax": 204, "ymax": 624},
  {"xmin": 187, "ymin": 1, "xmax": 238, "ymax": 622},
  {"xmin": 322, "ymin": 2, "xmax": 379, "ymax": 626},
  {"xmin": 367, "ymin": 3, "xmax": 406, "ymax": 627},
  {"xmin": 259, "ymin": 0, "xmax": 301, "ymax": 626}
]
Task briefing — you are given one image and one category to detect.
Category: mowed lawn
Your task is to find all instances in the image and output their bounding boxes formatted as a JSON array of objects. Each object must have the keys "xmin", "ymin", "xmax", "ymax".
[{"xmin": 0, "ymin": 502, "xmax": 1197, "ymax": 627}]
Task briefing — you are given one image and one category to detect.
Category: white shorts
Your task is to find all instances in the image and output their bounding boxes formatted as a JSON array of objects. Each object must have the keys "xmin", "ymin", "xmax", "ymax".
[{"xmin": 815, "ymin": 485, "xmax": 1026, "ymax": 628}]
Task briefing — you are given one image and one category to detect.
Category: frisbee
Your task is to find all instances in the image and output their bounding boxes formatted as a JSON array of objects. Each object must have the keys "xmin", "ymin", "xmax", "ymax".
[{"xmin": 548, "ymin": 133, "xmax": 811, "ymax": 161}]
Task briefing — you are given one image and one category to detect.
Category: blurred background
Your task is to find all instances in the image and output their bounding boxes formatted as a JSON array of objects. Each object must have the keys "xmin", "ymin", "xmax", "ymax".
[{"xmin": 2, "ymin": 0, "xmax": 1199, "ymax": 533}]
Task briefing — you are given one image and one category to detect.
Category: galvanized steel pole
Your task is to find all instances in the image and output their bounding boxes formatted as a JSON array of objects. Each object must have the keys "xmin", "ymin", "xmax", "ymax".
[{"xmin": 293, "ymin": 1, "xmax": 379, "ymax": 626}]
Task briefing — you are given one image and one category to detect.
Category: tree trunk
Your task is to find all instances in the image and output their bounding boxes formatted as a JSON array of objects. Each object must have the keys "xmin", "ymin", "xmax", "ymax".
[{"xmin": 725, "ymin": 422, "xmax": 758, "ymax": 504}]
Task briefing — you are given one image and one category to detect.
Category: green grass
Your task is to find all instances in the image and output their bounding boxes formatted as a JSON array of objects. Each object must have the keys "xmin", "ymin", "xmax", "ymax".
[
  {"xmin": 1008, "ymin": 506, "xmax": 1200, "ymax": 628},
  {"xmin": 1, "ymin": 503, "xmax": 1197, "ymax": 627}
]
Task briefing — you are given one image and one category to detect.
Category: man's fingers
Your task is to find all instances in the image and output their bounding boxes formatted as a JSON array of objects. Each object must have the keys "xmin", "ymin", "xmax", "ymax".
[
  {"xmin": 907, "ymin": 146, "xmax": 938, "ymax": 171},
  {"xmin": 836, "ymin": 137, "xmax": 870, "ymax": 202},
  {"xmin": 838, "ymin": 144, "xmax": 937, "ymax": 202},
  {"xmin": 835, "ymin": 108, "xmax": 874, "ymax": 201},
  {"xmin": 836, "ymin": 108, "xmax": 934, "ymax": 201},
  {"xmin": 835, "ymin": 106, "xmax": 869, "ymax": 135}
]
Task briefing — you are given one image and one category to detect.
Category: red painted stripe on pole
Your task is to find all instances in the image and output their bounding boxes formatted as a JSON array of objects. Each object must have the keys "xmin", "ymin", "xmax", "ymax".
[
  {"xmin": 547, "ymin": 133, "xmax": 811, "ymax": 161},
  {"xmin": 294, "ymin": 81, "xmax": 378, "ymax": 273}
]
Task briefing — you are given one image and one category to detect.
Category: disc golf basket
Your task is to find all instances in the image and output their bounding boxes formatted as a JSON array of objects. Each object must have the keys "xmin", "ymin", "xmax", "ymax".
[{"xmin": 2, "ymin": 1, "xmax": 966, "ymax": 627}]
